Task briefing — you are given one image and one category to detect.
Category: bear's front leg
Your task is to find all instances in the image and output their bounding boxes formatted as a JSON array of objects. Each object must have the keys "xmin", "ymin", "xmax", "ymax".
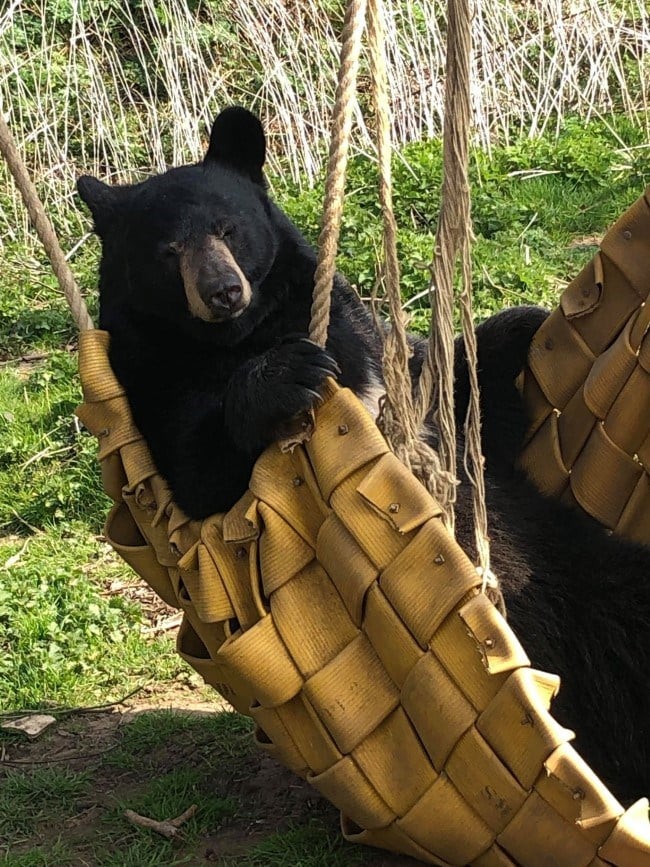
[{"xmin": 223, "ymin": 337, "xmax": 340, "ymax": 453}]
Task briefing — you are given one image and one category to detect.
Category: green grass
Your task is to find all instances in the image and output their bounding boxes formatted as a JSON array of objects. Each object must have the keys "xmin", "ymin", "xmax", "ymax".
[
  {"xmin": 0, "ymin": 352, "xmax": 106, "ymax": 534},
  {"xmin": 0, "ymin": 706, "xmax": 333, "ymax": 867},
  {"xmin": 0, "ymin": 710, "xmax": 253, "ymax": 867},
  {"xmin": 110, "ymin": 767, "xmax": 238, "ymax": 830},
  {"xmin": 106, "ymin": 708, "xmax": 255, "ymax": 771},
  {"xmin": 0, "ymin": 767, "xmax": 90, "ymax": 838},
  {"xmin": 278, "ymin": 115, "xmax": 650, "ymax": 331},
  {"xmin": 230, "ymin": 823, "xmax": 365, "ymax": 866},
  {"xmin": 0, "ymin": 839, "xmax": 77, "ymax": 866},
  {"xmin": 0, "ymin": 529, "xmax": 180, "ymax": 711}
]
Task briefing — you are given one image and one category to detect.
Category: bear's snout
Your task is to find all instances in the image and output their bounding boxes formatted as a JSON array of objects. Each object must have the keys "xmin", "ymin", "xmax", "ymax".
[
  {"xmin": 204, "ymin": 274, "xmax": 246, "ymax": 318},
  {"xmin": 179, "ymin": 237, "xmax": 252, "ymax": 323}
]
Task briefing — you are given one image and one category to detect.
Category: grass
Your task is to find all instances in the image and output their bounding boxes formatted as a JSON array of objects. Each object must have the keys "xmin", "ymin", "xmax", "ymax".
[
  {"xmin": 105, "ymin": 707, "xmax": 255, "ymax": 770},
  {"xmin": 0, "ymin": 352, "xmax": 105, "ymax": 532},
  {"xmin": 280, "ymin": 115, "xmax": 650, "ymax": 329},
  {"xmin": 104, "ymin": 766, "xmax": 239, "ymax": 851},
  {"xmin": 0, "ymin": 529, "xmax": 182, "ymax": 711},
  {"xmin": 229, "ymin": 823, "xmax": 365, "ymax": 866},
  {"xmin": 0, "ymin": 709, "xmax": 253, "ymax": 866},
  {"xmin": 0, "ymin": 767, "xmax": 90, "ymax": 839},
  {"xmin": 1, "ymin": 0, "xmax": 648, "ymax": 216}
]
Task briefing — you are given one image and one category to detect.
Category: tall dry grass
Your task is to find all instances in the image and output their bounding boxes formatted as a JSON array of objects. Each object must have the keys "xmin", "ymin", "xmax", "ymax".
[{"xmin": 0, "ymin": 0, "xmax": 649, "ymax": 241}]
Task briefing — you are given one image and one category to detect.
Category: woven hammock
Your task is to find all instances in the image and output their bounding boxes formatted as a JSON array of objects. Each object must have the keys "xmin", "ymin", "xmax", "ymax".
[
  {"xmin": 76, "ymin": 329, "xmax": 650, "ymax": 866},
  {"xmin": 519, "ymin": 188, "xmax": 650, "ymax": 546}
]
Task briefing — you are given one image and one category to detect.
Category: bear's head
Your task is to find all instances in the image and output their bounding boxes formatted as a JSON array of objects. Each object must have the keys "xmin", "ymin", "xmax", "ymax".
[{"xmin": 78, "ymin": 107, "xmax": 287, "ymax": 344}]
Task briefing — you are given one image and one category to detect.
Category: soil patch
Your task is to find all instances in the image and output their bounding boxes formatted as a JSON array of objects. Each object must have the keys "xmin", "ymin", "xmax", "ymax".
[{"xmin": 1, "ymin": 685, "xmax": 421, "ymax": 865}]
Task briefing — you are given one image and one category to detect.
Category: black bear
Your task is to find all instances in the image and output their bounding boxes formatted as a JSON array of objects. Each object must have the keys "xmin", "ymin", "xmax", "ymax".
[
  {"xmin": 78, "ymin": 107, "xmax": 384, "ymax": 520},
  {"xmin": 78, "ymin": 107, "xmax": 650, "ymax": 806}
]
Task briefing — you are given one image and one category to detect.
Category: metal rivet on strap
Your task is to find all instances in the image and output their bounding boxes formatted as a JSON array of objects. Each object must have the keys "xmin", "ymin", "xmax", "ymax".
[
  {"xmin": 484, "ymin": 637, "xmax": 495, "ymax": 649},
  {"xmin": 292, "ymin": 476, "xmax": 304, "ymax": 487},
  {"xmin": 623, "ymin": 229, "xmax": 632, "ymax": 240},
  {"xmin": 434, "ymin": 553, "xmax": 445, "ymax": 565},
  {"xmin": 338, "ymin": 424, "xmax": 349, "ymax": 435},
  {"xmin": 388, "ymin": 502, "xmax": 400, "ymax": 513}
]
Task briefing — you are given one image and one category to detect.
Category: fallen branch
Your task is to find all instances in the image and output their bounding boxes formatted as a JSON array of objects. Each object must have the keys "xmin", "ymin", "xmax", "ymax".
[
  {"xmin": 124, "ymin": 804, "xmax": 198, "ymax": 839},
  {"xmin": 0, "ymin": 351, "xmax": 51, "ymax": 367},
  {"xmin": 1, "ymin": 749, "xmax": 112, "ymax": 766},
  {"xmin": 0, "ymin": 684, "xmax": 148, "ymax": 721},
  {"xmin": 140, "ymin": 613, "xmax": 183, "ymax": 635}
]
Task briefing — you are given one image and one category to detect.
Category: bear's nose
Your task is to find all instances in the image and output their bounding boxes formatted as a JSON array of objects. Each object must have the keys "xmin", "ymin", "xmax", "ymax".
[{"xmin": 208, "ymin": 282, "xmax": 243, "ymax": 314}]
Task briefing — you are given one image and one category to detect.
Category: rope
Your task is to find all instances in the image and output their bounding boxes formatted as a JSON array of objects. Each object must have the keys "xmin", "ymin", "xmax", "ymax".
[
  {"xmin": 309, "ymin": 0, "xmax": 497, "ymax": 608},
  {"xmin": 309, "ymin": 0, "xmax": 368, "ymax": 347},
  {"xmin": 367, "ymin": 0, "xmax": 417, "ymax": 452},
  {"xmin": 367, "ymin": 0, "xmax": 456, "ymax": 506},
  {"xmin": 413, "ymin": 0, "xmax": 474, "ymax": 531},
  {"xmin": 414, "ymin": 0, "xmax": 501, "ymax": 607},
  {"xmin": 0, "ymin": 112, "xmax": 94, "ymax": 332}
]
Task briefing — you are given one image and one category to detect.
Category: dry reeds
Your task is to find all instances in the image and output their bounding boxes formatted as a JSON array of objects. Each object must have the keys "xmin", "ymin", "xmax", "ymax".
[{"xmin": 1, "ymin": 0, "xmax": 649, "ymax": 240}]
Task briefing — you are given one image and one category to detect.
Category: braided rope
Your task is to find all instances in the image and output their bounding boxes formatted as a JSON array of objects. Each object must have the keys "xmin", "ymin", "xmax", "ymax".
[
  {"xmin": 367, "ymin": 0, "xmax": 456, "ymax": 510},
  {"xmin": 308, "ymin": 0, "xmax": 494, "ymax": 596},
  {"xmin": 445, "ymin": 0, "xmax": 494, "ymax": 588},
  {"xmin": 0, "ymin": 112, "xmax": 94, "ymax": 332},
  {"xmin": 308, "ymin": 0, "xmax": 368, "ymax": 347},
  {"xmin": 412, "ymin": 0, "xmax": 495, "ymax": 581},
  {"xmin": 417, "ymin": 0, "xmax": 500, "ymax": 604},
  {"xmin": 367, "ymin": 0, "xmax": 416, "ymax": 451}
]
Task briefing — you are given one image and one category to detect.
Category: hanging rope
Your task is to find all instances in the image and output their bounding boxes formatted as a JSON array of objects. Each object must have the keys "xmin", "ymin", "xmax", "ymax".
[
  {"xmin": 0, "ymin": 113, "xmax": 94, "ymax": 332},
  {"xmin": 309, "ymin": 0, "xmax": 368, "ymax": 348},
  {"xmin": 412, "ymin": 0, "xmax": 496, "ymax": 596},
  {"xmin": 413, "ymin": 0, "xmax": 474, "ymax": 534},
  {"xmin": 366, "ymin": 0, "xmax": 456, "ymax": 508},
  {"xmin": 366, "ymin": 0, "xmax": 417, "ymax": 456},
  {"xmin": 309, "ymin": 0, "xmax": 500, "ymax": 608}
]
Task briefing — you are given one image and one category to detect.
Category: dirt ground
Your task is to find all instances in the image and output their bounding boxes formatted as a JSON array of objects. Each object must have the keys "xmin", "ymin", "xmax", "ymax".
[{"xmin": 1, "ymin": 678, "xmax": 422, "ymax": 866}]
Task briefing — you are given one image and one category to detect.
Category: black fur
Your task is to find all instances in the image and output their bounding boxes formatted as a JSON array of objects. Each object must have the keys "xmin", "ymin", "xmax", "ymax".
[
  {"xmin": 454, "ymin": 306, "xmax": 650, "ymax": 802},
  {"xmin": 78, "ymin": 107, "xmax": 650, "ymax": 805},
  {"xmin": 454, "ymin": 304, "xmax": 550, "ymax": 471}
]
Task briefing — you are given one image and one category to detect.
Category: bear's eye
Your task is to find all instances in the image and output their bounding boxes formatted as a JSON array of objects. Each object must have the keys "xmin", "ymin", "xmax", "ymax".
[
  {"xmin": 213, "ymin": 224, "xmax": 233, "ymax": 240},
  {"xmin": 160, "ymin": 241, "xmax": 181, "ymax": 259}
]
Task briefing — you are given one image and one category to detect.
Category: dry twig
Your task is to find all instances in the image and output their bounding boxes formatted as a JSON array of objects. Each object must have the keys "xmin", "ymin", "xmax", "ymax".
[{"xmin": 124, "ymin": 804, "xmax": 198, "ymax": 840}]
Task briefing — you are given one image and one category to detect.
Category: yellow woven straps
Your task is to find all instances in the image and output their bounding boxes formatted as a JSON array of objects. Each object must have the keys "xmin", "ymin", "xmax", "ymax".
[
  {"xmin": 77, "ymin": 329, "xmax": 650, "ymax": 866},
  {"xmin": 519, "ymin": 187, "xmax": 650, "ymax": 544}
]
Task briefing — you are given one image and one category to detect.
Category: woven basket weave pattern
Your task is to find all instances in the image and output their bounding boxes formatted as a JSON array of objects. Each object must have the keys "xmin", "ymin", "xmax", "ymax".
[
  {"xmin": 77, "ymin": 330, "xmax": 650, "ymax": 866},
  {"xmin": 519, "ymin": 188, "xmax": 650, "ymax": 545}
]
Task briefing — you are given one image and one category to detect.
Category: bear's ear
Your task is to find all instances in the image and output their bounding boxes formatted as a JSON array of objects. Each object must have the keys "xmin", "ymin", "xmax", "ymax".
[
  {"xmin": 204, "ymin": 106, "xmax": 266, "ymax": 184},
  {"xmin": 77, "ymin": 176, "xmax": 132, "ymax": 236}
]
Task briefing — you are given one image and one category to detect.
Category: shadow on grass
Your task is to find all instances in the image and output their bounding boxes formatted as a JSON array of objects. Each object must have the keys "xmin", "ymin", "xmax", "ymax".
[{"xmin": 0, "ymin": 703, "xmax": 419, "ymax": 867}]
